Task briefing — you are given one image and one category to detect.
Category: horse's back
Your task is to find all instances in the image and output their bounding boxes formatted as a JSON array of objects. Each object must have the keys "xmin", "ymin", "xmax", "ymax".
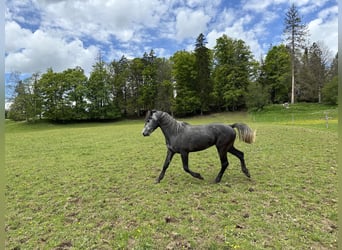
[
  {"xmin": 207, "ymin": 123, "xmax": 236, "ymax": 139},
  {"xmin": 181, "ymin": 123, "xmax": 236, "ymax": 150}
]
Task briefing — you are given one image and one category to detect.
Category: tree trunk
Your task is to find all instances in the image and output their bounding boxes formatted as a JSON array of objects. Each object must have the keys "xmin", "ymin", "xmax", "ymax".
[{"xmin": 291, "ymin": 63, "xmax": 295, "ymax": 104}]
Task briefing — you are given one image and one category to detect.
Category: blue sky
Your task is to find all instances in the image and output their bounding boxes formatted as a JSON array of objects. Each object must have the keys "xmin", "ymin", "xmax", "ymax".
[{"xmin": 5, "ymin": 0, "xmax": 338, "ymax": 99}]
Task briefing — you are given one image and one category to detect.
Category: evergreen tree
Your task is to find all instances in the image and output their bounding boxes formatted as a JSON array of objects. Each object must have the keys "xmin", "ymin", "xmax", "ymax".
[
  {"xmin": 87, "ymin": 55, "xmax": 108, "ymax": 119},
  {"xmin": 8, "ymin": 79, "xmax": 33, "ymax": 121},
  {"xmin": 128, "ymin": 57, "xmax": 144, "ymax": 115},
  {"xmin": 8, "ymin": 72, "xmax": 43, "ymax": 122},
  {"xmin": 322, "ymin": 52, "xmax": 338, "ymax": 104},
  {"xmin": 308, "ymin": 42, "xmax": 327, "ymax": 103},
  {"xmin": 297, "ymin": 47, "xmax": 312, "ymax": 101},
  {"xmin": 140, "ymin": 50, "xmax": 158, "ymax": 110},
  {"xmin": 298, "ymin": 42, "xmax": 329, "ymax": 102},
  {"xmin": 327, "ymin": 52, "xmax": 338, "ymax": 81},
  {"xmin": 283, "ymin": 3, "xmax": 308, "ymax": 103},
  {"xmin": 194, "ymin": 33, "xmax": 212, "ymax": 114},
  {"xmin": 108, "ymin": 55, "xmax": 130, "ymax": 116},
  {"xmin": 155, "ymin": 58, "xmax": 174, "ymax": 113},
  {"xmin": 87, "ymin": 53, "xmax": 121, "ymax": 120}
]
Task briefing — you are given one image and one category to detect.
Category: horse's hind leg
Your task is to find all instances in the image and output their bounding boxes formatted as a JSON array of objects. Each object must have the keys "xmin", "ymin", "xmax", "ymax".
[
  {"xmin": 215, "ymin": 147, "xmax": 229, "ymax": 183},
  {"xmin": 181, "ymin": 152, "xmax": 204, "ymax": 180},
  {"xmin": 228, "ymin": 146, "xmax": 251, "ymax": 178}
]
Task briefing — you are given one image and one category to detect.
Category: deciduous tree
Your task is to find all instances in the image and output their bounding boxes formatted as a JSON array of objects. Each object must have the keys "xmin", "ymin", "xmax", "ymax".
[
  {"xmin": 213, "ymin": 35, "xmax": 254, "ymax": 110},
  {"xmin": 262, "ymin": 44, "xmax": 291, "ymax": 103},
  {"xmin": 171, "ymin": 50, "xmax": 199, "ymax": 115}
]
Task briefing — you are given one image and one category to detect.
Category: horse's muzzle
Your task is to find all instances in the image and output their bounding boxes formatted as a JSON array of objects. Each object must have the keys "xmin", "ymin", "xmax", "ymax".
[{"xmin": 142, "ymin": 130, "xmax": 150, "ymax": 136}]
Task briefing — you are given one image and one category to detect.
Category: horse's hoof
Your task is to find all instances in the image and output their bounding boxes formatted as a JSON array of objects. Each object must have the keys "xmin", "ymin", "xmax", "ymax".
[
  {"xmin": 214, "ymin": 178, "xmax": 221, "ymax": 183},
  {"xmin": 243, "ymin": 170, "xmax": 251, "ymax": 178}
]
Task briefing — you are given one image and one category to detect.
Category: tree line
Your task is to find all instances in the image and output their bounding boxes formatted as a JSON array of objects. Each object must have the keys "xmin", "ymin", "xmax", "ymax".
[{"xmin": 7, "ymin": 5, "xmax": 338, "ymax": 122}]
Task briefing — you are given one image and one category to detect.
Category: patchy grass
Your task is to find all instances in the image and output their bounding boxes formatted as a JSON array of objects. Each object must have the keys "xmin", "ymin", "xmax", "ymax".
[
  {"xmin": 250, "ymin": 103, "xmax": 338, "ymax": 130},
  {"xmin": 5, "ymin": 105, "xmax": 337, "ymax": 249}
]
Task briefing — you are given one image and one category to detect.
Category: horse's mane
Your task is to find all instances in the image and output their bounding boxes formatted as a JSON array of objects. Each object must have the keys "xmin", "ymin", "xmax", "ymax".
[{"xmin": 158, "ymin": 111, "xmax": 187, "ymax": 134}]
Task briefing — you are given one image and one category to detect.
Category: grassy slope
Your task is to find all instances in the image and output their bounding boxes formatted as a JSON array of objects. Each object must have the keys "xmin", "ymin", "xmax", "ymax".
[{"xmin": 5, "ymin": 104, "xmax": 337, "ymax": 249}]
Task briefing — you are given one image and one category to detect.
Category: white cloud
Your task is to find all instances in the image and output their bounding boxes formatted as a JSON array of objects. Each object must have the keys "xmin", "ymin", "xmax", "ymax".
[
  {"xmin": 241, "ymin": 0, "xmax": 337, "ymax": 57},
  {"xmin": 175, "ymin": 9, "xmax": 211, "ymax": 41},
  {"xmin": 37, "ymin": 0, "xmax": 168, "ymax": 43},
  {"xmin": 5, "ymin": 21, "xmax": 98, "ymax": 74},
  {"xmin": 5, "ymin": 21, "xmax": 32, "ymax": 52},
  {"xmin": 5, "ymin": 0, "xmax": 338, "ymax": 78},
  {"xmin": 297, "ymin": 0, "xmax": 330, "ymax": 14},
  {"xmin": 242, "ymin": 0, "xmax": 275, "ymax": 12},
  {"xmin": 5, "ymin": 0, "xmax": 170, "ymax": 74},
  {"xmin": 215, "ymin": 8, "xmax": 236, "ymax": 29},
  {"xmin": 308, "ymin": 5, "xmax": 338, "ymax": 55},
  {"xmin": 186, "ymin": 0, "xmax": 205, "ymax": 8},
  {"xmin": 317, "ymin": 5, "xmax": 338, "ymax": 19},
  {"xmin": 207, "ymin": 15, "xmax": 264, "ymax": 59}
]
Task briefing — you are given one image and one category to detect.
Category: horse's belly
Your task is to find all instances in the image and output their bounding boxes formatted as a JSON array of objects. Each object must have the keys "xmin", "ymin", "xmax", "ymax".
[{"xmin": 180, "ymin": 134, "xmax": 216, "ymax": 152}]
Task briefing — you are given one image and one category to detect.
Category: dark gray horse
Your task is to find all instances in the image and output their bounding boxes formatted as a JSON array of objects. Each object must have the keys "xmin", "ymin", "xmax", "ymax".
[{"xmin": 142, "ymin": 110, "xmax": 256, "ymax": 183}]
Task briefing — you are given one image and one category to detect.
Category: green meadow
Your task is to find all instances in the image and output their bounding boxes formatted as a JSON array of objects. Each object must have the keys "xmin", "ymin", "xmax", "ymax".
[{"xmin": 5, "ymin": 103, "xmax": 338, "ymax": 249}]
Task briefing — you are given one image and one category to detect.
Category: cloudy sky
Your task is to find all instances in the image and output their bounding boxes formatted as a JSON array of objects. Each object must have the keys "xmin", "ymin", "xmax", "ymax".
[{"xmin": 5, "ymin": 0, "xmax": 338, "ymax": 77}]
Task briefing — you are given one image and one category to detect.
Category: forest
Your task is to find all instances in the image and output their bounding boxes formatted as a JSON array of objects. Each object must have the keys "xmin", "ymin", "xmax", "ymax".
[{"xmin": 6, "ymin": 6, "xmax": 338, "ymax": 122}]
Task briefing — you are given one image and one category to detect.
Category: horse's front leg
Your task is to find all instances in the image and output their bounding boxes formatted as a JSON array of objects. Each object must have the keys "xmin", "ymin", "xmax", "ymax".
[
  {"xmin": 181, "ymin": 152, "xmax": 204, "ymax": 180},
  {"xmin": 156, "ymin": 149, "xmax": 175, "ymax": 183}
]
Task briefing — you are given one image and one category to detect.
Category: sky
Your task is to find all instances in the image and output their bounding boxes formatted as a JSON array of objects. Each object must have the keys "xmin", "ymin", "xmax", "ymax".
[{"xmin": 5, "ymin": 0, "xmax": 338, "ymax": 84}]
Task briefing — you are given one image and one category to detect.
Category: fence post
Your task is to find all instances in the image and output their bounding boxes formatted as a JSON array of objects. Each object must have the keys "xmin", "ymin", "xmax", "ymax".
[{"xmin": 324, "ymin": 112, "xmax": 329, "ymax": 128}]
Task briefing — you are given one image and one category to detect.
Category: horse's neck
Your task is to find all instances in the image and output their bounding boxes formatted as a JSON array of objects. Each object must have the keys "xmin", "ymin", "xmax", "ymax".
[{"xmin": 159, "ymin": 112, "xmax": 182, "ymax": 139}]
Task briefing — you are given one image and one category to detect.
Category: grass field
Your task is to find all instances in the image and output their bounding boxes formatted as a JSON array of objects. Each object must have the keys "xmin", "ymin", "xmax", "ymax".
[{"xmin": 5, "ymin": 104, "xmax": 338, "ymax": 249}]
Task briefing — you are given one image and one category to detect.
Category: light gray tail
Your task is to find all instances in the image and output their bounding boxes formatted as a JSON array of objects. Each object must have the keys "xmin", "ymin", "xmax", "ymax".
[{"xmin": 231, "ymin": 123, "xmax": 256, "ymax": 144}]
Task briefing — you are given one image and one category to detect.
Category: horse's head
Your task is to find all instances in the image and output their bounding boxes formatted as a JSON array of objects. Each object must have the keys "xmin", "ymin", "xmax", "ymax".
[{"xmin": 142, "ymin": 110, "xmax": 160, "ymax": 136}]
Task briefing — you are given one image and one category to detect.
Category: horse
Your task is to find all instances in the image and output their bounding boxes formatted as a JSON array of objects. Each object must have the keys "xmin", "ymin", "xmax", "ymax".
[{"xmin": 142, "ymin": 110, "xmax": 256, "ymax": 183}]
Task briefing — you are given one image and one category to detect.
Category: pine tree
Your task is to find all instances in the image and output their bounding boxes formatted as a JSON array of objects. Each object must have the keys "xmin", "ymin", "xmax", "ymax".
[
  {"xmin": 283, "ymin": 3, "xmax": 308, "ymax": 103},
  {"xmin": 322, "ymin": 52, "xmax": 338, "ymax": 104},
  {"xmin": 194, "ymin": 33, "xmax": 212, "ymax": 114},
  {"xmin": 308, "ymin": 42, "xmax": 327, "ymax": 103}
]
